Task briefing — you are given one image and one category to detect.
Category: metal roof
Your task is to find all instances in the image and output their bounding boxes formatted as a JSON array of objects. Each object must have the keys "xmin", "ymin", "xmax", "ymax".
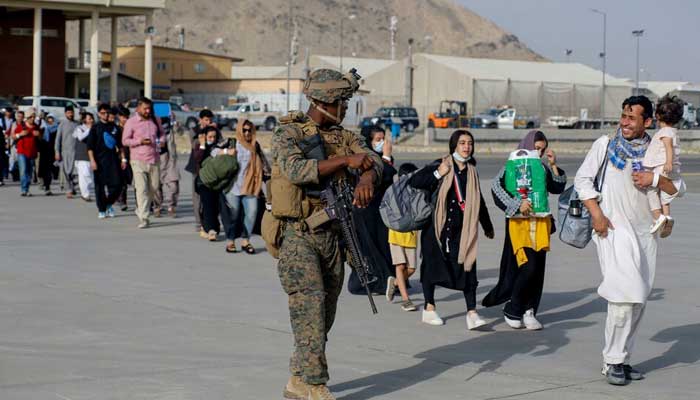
[
  {"xmin": 419, "ymin": 53, "xmax": 632, "ymax": 87},
  {"xmin": 641, "ymin": 81, "xmax": 700, "ymax": 96}
]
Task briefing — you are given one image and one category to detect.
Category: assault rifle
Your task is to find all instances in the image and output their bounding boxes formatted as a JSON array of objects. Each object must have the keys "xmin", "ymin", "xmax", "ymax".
[{"xmin": 321, "ymin": 180, "xmax": 378, "ymax": 314}]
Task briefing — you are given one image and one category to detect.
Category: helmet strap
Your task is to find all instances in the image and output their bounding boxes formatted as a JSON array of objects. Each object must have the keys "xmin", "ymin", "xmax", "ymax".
[{"xmin": 312, "ymin": 101, "xmax": 341, "ymax": 124}]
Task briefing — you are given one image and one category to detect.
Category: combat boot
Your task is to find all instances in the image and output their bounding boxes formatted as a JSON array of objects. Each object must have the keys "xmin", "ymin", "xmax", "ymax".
[
  {"xmin": 283, "ymin": 376, "xmax": 309, "ymax": 400},
  {"xmin": 307, "ymin": 384, "xmax": 335, "ymax": 400}
]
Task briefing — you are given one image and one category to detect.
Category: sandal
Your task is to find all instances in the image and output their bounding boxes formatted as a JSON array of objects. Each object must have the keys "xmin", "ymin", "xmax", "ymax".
[
  {"xmin": 242, "ymin": 243, "xmax": 256, "ymax": 254},
  {"xmin": 225, "ymin": 241, "xmax": 238, "ymax": 253}
]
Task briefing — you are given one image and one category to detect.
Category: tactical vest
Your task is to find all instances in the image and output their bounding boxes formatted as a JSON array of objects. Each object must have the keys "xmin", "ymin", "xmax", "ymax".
[{"xmin": 269, "ymin": 111, "xmax": 355, "ymax": 220}]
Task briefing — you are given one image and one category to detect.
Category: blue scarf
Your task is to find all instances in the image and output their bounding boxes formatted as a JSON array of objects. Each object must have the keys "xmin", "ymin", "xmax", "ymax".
[
  {"xmin": 103, "ymin": 127, "xmax": 117, "ymax": 150},
  {"xmin": 43, "ymin": 123, "xmax": 57, "ymax": 142},
  {"xmin": 607, "ymin": 128, "xmax": 650, "ymax": 170}
]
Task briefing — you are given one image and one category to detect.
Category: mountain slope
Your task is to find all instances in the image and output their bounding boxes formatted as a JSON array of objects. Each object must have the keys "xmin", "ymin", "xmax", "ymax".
[{"xmin": 67, "ymin": 0, "xmax": 546, "ymax": 65}]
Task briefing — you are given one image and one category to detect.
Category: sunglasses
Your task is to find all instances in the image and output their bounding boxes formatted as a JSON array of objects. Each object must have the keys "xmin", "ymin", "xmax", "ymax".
[{"xmin": 242, "ymin": 128, "xmax": 252, "ymax": 133}]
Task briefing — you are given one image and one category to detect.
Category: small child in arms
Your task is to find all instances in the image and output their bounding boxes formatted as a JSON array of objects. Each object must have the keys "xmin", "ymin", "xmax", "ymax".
[{"xmin": 644, "ymin": 95, "xmax": 684, "ymax": 237}]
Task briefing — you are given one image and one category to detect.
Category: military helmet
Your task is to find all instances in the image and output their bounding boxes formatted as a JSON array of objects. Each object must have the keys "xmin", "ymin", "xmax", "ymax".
[{"xmin": 303, "ymin": 68, "xmax": 361, "ymax": 103}]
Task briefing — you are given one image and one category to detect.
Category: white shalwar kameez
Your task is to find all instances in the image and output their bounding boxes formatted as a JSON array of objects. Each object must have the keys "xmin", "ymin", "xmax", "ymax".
[{"xmin": 575, "ymin": 135, "xmax": 657, "ymax": 365}]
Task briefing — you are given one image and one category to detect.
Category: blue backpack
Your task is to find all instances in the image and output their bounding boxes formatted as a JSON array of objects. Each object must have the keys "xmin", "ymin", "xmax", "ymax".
[{"xmin": 379, "ymin": 171, "xmax": 434, "ymax": 232}]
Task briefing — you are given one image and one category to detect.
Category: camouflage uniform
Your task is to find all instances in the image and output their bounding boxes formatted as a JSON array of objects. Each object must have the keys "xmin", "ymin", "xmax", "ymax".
[{"xmin": 271, "ymin": 69, "xmax": 383, "ymax": 385}]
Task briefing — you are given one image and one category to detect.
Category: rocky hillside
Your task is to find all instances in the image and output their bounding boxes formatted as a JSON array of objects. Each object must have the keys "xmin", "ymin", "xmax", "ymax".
[{"xmin": 67, "ymin": 0, "xmax": 545, "ymax": 65}]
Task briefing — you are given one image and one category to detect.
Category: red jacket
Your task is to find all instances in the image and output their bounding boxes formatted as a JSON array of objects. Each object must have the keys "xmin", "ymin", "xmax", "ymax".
[{"xmin": 14, "ymin": 123, "xmax": 39, "ymax": 159}]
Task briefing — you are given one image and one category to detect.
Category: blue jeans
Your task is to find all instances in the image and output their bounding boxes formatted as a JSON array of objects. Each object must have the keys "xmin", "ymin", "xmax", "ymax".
[
  {"xmin": 224, "ymin": 193, "xmax": 258, "ymax": 240},
  {"xmin": 17, "ymin": 154, "xmax": 35, "ymax": 193}
]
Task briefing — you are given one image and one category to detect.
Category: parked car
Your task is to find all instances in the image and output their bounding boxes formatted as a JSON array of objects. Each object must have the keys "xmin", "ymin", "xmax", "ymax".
[
  {"xmin": 472, "ymin": 107, "xmax": 539, "ymax": 129},
  {"xmin": 126, "ymin": 99, "xmax": 199, "ymax": 130},
  {"xmin": 214, "ymin": 102, "xmax": 279, "ymax": 131},
  {"xmin": 0, "ymin": 97, "xmax": 13, "ymax": 111},
  {"xmin": 18, "ymin": 96, "xmax": 83, "ymax": 118},
  {"xmin": 360, "ymin": 106, "xmax": 420, "ymax": 132}
]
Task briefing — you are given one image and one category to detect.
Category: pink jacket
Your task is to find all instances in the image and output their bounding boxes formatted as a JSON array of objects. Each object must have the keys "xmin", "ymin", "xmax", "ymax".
[{"xmin": 122, "ymin": 114, "xmax": 162, "ymax": 164}]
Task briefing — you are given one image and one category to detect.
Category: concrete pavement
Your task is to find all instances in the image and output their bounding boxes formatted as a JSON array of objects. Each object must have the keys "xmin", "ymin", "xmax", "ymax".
[{"xmin": 0, "ymin": 171, "xmax": 698, "ymax": 399}]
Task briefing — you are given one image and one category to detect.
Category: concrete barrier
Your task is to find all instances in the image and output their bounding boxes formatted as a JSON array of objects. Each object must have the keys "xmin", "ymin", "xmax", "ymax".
[{"xmin": 429, "ymin": 128, "xmax": 700, "ymax": 153}]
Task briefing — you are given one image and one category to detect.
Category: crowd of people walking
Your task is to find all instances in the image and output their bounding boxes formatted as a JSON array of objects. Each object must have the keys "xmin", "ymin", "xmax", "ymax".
[
  {"xmin": 0, "ymin": 98, "xmax": 268, "ymax": 252},
  {"xmin": 1, "ymin": 90, "xmax": 688, "ymax": 392}
]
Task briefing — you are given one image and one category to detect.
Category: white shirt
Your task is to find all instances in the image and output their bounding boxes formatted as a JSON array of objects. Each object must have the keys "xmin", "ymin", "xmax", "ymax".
[{"xmin": 574, "ymin": 135, "xmax": 657, "ymax": 303}]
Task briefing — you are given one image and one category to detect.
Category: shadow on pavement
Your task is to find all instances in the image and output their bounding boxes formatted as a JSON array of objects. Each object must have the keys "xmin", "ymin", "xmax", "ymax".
[
  {"xmin": 333, "ymin": 320, "xmax": 595, "ymax": 400},
  {"xmin": 635, "ymin": 323, "xmax": 700, "ymax": 374}
]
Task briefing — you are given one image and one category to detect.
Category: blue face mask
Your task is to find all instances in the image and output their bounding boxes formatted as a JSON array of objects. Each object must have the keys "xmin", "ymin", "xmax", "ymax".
[
  {"xmin": 373, "ymin": 140, "xmax": 385, "ymax": 153},
  {"xmin": 206, "ymin": 140, "xmax": 215, "ymax": 146}
]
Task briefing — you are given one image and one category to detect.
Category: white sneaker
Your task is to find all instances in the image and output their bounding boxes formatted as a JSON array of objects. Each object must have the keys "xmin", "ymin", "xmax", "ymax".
[
  {"xmin": 523, "ymin": 309, "xmax": 543, "ymax": 330},
  {"xmin": 650, "ymin": 215, "xmax": 667, "ymax": 234},
  {"xmin": 98, "ymin": 212, "xmax": 106, "ymax": 219},
  {"xmin": 504, "ymin": 314, "xmax": 523, "ymax": 329},
  {"xmin": 466, "ymin": 311, "xmax": 487, "ymax": 330},
  {"xmin": 138, "ymin": 220, "xmax": 149, "ymax": 229},
  {"xmin": 422, "ymin": 309, "xmax": 444, "ymax": 326},
  {"xmin": 106, "ymin": 206, "xmax": 115, "ymax": 218},
  {"xmin": 386, "ymin": 276, "xmax": 396, "ymax": 303}
]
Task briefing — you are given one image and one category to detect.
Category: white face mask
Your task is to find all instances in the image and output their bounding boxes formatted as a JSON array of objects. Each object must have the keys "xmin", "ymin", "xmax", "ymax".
[
  {"xmin": 373, "ymin": 140, "xmax": 385, "ymax": 153},
  {"xmin": 206, "ymin": 140, "xmax": 215, "ymax": 146},
  {"xmin": 452, "ymin": 151, "xmax": 470, "ymax": 163}
]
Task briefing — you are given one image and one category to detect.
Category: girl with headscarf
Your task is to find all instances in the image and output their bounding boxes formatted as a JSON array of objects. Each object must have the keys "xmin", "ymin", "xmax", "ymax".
[
  {"xmin": 408, "ymin": 130, "xmax": 494, "ymax": 330},
  {"xmin": 483, "ymin": 130, "xmax": 567, "ymax": 330},
  {"xmin": 38, "ymin": 114, "xmax": 59, "ymax": 195},
  {"xmin": 222, "ymin": 119, "xmax": 270, "ymax": 254},
  {"xmin": 348, "ymin": 125, "xmax": 397, "ymax": 296}
]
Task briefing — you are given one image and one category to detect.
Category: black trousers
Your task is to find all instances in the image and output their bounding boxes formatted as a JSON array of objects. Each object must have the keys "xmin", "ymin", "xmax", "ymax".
[
  {"xmin": 503, "ymin": 248, "xmax": 547, "ymax": 320},
  {"xmin": 422, "ymin": 262, "xmax": 478, "ymax": 311},
  {"xmin": 94, "ymin": 169, "xmax": 122, "ymax": 213},
  {"xmin": 198, "ymin": 182, "xmax": 221, "ymax": 233},
  {"xmin": 38, "ymin": 146, "xmax": 57, "ymax": 191}
]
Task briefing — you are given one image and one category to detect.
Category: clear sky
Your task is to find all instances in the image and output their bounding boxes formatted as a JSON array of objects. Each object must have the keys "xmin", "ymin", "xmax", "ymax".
[{"xmin": 459, "ymin": 0, "xmax": 700, "ymax": 83}]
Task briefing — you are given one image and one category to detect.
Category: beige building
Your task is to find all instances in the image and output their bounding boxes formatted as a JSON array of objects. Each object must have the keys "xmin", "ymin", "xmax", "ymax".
[{"xmin": 114, "ymin": 46, "xmax": 242, "ymax": 95}]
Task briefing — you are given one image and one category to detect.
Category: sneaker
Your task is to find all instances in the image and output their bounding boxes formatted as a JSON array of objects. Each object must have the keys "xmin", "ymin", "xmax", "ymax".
[
  {"xmin": 81, "ymin": 196, "xmax": 92, "ymax": 202},
  {"xmin": 20, "ymin": 192, "xmax": 27, "ymax": 197},
  {"xmin": 523, "ymin": 309, "xmax": 543, "ymax": 330},
  {"xmin": 386, "ymin": 276, "xmax": 396, "ymax": 302},
  {"xmin": 120, "ymin": 202, "xmax": 128, "ymax": 211},
  {"xmin": 307, "ymin": 383, "xmax": 335, "ymax": 400},
  {"xmin": 605, "ymin": 363, "xmax": 629, "ymax": 386},
  {"xmin": 601, "ymin": 363, "xmax": 644, "ymax": 380},
  {"xmin": 282, "ymin": 376, "xmax": 309, "ymax": 400},
  {"xmin": 401, "ymin": 300, "xmax": 417, "ymax": 312},
  {"xmin": 660, "ymin": 216, "xmax": 674, "ymax": 238},
  {"xmin": 0, "ymin": 181, "xmax": 4, "ymax": 186},
  {"xmin": 26, "ymin": 192, "xmax": 32, "ymax": 197},
  {"xmin": 98, "ymin": 212, "xmax": 107, "ymax": 219},
  {"xmin": 153, "ymin": 208, "xmax": 162, "ymax": 218},
  {"xmin": 208, "ymin": 230, "xmax": 218, "ymax": 241},
  {"xmin": 106, "ymin": 206, "xmax": 116, "ymax": 218},
  {"xmin": 466, "ymin": 311, "xmax": 487, "ymax": 330},
  {"xmin": 45, "ymin": 190, "xmax": 53, "ymax": 196},
  {"xmin": 650, "ymin": 215, "xmax": 667, "ymax": 234},
  {"xmin": 422, "ymin": 308, "xmax": 444, "ymax": 326},
  {"xmin": 625, "ymin": 364, "xmax": 644, "ymax": 380},
  {"xmin": 138, "ymin": 220, "xmax": 150, "ymax": 229},
  {"xmin": 167, "ymin": 207, "xmax": 177, "ymax": 218},
  {"xmin": 504, "ymin": 314, "xmax": 523, "ymax": 329},
  {"xmin": 199, "ymin": 228, "xmax": 209, "ymax": 239}
]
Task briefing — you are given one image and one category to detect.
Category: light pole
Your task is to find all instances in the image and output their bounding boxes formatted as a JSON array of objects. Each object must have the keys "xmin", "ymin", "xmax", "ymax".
[
  {"xmin": 632, "ymin": 29, "xmax": 644, "ymax": 95},
  {"xmin": 591, "ymin": 8, "xmax": 607, "ymax": 124},
  {"xmin": 339, "ymin": 14, "xmax": 356, "ymax": 71}
]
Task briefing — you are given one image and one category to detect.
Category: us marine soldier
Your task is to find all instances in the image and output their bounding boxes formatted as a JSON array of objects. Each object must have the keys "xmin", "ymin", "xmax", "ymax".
[{"xmin": 269, "ymin": 69, "xmax": 383, "ymax": 400}]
